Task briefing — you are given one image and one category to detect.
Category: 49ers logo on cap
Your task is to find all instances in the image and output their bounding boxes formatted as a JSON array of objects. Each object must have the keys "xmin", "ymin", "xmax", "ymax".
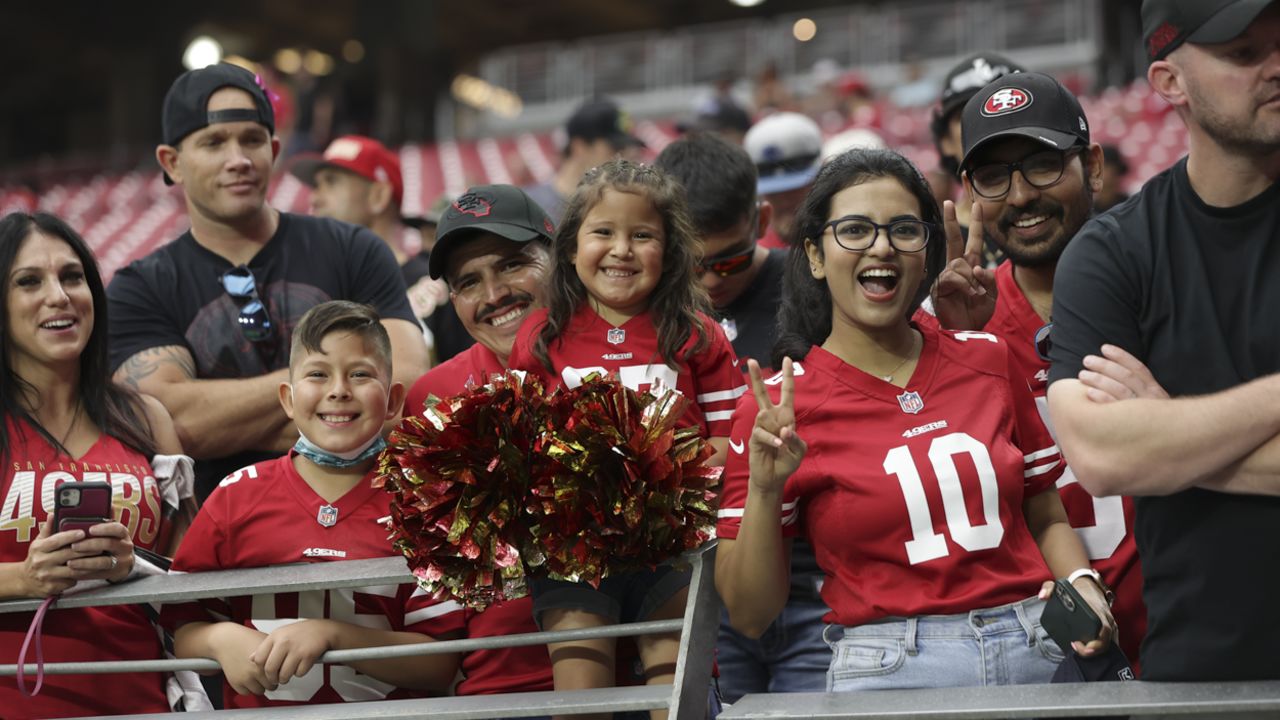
[
  {"xmin": 453, "ymin": 192, "xmax": 492, "ymax": 218},
  {"xmin": 981, "ymin": 87, "xmax": 1033, "ymax": 117}
]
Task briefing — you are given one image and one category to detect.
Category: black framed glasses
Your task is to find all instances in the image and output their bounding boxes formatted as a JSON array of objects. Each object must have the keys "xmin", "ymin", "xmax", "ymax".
[
  {"xmin": 968, "ymin": 147, "xmax": 1083, "ymax": 199},
  {"xmin": 824, "ymin": 215, "xmax": 932, "ymax": 253},
  {"xmin": 1034, "ymin": 322, "xmax": 1053, "ymax": 362},
  {"xmin": 220, "ymin": 266, "xmax": 273, "ymax": 342}
]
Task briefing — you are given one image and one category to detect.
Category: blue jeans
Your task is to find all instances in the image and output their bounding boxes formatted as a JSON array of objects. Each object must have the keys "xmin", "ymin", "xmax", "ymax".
[
  {"xmin": 716, "ymin": 571, "xmax": 832, "ymax": 703},
  {"xmin": 825, "ymin": 596, "xmax": 1065, "ymax": 691}
]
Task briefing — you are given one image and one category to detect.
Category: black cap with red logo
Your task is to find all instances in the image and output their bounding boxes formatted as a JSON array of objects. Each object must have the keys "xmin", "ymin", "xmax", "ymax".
[
  {"xmin": 959, "ymin": 72, "xmax": 1090, "ymax": 171},
  {"xmin": 428, "ymin": 184, "xmax": 557, "ymax": 280},
  {"xmin": 1142, "ymin": 0, "xmax": 1275, "ymax": 62}
]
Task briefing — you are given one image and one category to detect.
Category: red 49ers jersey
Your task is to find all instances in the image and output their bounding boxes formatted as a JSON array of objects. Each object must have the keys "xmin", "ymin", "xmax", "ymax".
[
  {"xmin": 509, "ymin": 305, "xmax": 746, "ymax": 437},
  {"xmin": 982, "ymin": 261, "xmax": 1146, "ymax": 667},
  {"xmin": 406, "ymin": 343, "xmax": 507, "ymax": 417},
  {"xmin": 0, "ymin": 418, "xmax": 170, "ymax": 718},
  {"xmin": 718, "ymin": 325, "xmax": 1062, "ymax": 628},
  {"xmin": 161, "ymin": 454, "xmax": 465, "ymax": 708}
]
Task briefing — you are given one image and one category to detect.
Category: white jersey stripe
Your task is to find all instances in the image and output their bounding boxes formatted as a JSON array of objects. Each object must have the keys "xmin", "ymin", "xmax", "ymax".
[
  {"xmin": 404, "ymin": 599, "xmax": 464, "ymax": 625},
  {"xmin": 704, "ymin": 410, "xmax": 735, "ymax": 422},
  {"xmin": 1024, "ymin": 460, "xmax": 1062, "ymax": 478},
  {"xmin": 697, "ymin": 386, "xmax": 748, "ymax": 403},
  {"xmin": 1024, "ymin": 445, "xmax": 1060, "ymax": 463}
]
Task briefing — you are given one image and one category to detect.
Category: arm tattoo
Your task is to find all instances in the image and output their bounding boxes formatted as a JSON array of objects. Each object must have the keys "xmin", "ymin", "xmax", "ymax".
[{"xmin": 117, "ymin": 346, "xmax": 197, "ymax": 390}]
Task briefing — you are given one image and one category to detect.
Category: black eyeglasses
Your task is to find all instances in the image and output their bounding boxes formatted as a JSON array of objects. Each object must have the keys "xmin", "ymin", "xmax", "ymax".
[
  {"xmin": 824, "ymin": 215, "xmax": 932, "ymax": 253},
  {"xmin": 1034, "ymin": 322, "xmax": 1053, "ymax": 362},
  {"xmin": 220, "ymin": 266, "xmax": 273, "ymax": 342},
  {"xmin": 968, "ymin": 147, "xmax": 1083, "ymax": 199}
]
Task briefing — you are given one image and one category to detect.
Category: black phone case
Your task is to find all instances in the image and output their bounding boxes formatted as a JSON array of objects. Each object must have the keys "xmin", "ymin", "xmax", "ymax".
[{"xmin": 1040, "ymin": 578, "xmax": 1102, "ymax": 653}]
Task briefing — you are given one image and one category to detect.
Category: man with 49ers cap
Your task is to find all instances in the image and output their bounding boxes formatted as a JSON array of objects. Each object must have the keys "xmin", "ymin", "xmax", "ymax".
[{"xmin": 924, "ymin": 71, "xmax": 1146, "ymax": 670}]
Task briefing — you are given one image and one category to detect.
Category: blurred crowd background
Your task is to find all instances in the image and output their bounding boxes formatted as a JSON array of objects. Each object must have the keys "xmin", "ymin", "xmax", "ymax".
[{"xmin": 0, "ymin": 0, "xmax": 1158, "ymax": 279}]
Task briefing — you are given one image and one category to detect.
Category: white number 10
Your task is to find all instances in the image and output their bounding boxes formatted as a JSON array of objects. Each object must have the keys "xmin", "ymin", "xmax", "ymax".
[{"xmin": 883, "ymin": 432, "xmax": 1005, "ymax": 565}]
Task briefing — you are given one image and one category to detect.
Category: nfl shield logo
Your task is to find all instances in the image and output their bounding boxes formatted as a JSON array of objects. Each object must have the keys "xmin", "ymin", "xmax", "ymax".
[
  {"xmin": 317, "ymin": 504, "xmax": 339, "ymax": 528},
  {"xmin": 896, "ymin": 390, "xmax": 925, "ymax": 415},
  {"xmin": 607, "ymin": 328, "xmax": 626, "ymax": 345},
  {"xmin": 720, "ymin": 317, "xmax": 738, "ymax": 342}
]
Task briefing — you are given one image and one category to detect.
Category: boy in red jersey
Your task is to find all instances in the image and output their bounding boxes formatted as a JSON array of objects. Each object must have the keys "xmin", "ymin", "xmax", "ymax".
[{"xmin": 162, "ymin": 301, "xmax": 463, "ymax": 708}]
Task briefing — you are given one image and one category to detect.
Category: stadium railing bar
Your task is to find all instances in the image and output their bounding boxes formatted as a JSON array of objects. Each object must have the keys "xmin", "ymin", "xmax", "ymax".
[{"xmin": 0, "ymin": 546, "xmax": 720, "ymax": 719}]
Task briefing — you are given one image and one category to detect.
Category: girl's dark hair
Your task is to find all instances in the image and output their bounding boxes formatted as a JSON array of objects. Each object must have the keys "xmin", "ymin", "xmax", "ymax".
[
  {"xmin": 533, "ymin": 159, "xmax": 712, "ymax": 372},
  {"xmin": 0, "ymin": 212, "xmax": 157, "ymax": 463},
  {"xmin": 773, "ymin": 149, "xmax": 947, "ymax": 366}
]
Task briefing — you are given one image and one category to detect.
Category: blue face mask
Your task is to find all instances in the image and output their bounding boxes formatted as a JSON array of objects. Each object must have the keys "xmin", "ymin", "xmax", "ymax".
[{"xmin": 293, "ymin": 430, "xmax": 386, "ymax": 469}]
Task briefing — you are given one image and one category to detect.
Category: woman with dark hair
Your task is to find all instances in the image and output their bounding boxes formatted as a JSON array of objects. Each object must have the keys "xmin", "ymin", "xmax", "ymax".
[
  {"xmin": 0, "ymin": 212, "xmax": 198, "ymax": 717},
  {"xmin": 716, "ymin": 149, "xmax": 1116, "ymax": 690}
]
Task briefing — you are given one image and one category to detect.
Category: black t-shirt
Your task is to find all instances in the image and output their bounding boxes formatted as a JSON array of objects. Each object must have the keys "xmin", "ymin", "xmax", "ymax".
[
  {"xmin": 1049, "ymin": 158, "xmax": 1280, "ymax": 681},
  {"xmin": 716, "ymin": 249, "xmax": 785, "ymax": 372},
  {"xmin": 107, "ymin": 213, "xmax": 417, "ymax": 499}
]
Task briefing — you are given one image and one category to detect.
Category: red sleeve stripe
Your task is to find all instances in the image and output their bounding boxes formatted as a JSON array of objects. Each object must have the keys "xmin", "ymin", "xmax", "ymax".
[
  {"xmin": 697, "ymin": 386, "xmax": 748, "ymax": 404},
  {"xmin": 405, "ymin": 599, "xmax": 464, "ymax": 625}
]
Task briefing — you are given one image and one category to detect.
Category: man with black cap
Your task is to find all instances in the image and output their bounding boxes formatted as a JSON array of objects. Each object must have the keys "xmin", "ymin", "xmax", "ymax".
[
  {"xmin": 929, "ymin": 52, "xmax": 1026, "ymax": 266},
  {"xmin": 524, "ymin": 98, "xmax": 645, "ymax": 224},
  {"xmin": 404, "ymin": 184, "xmax": 555, "ymax": 414},
  {"xmin": 929, "ymin": 71, "xmax": 1146, "ymax": 671},
  {"xmin": 108, "ymin": 63, "xmax": 428, "ymax": 500},
  {"xmin": 1047, "ymin": 0, "xmax": 1280, "ymax": 682}
]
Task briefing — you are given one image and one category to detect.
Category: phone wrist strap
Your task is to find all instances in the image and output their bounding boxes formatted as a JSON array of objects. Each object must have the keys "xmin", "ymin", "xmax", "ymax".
[
  {"xmin": 1067, "ymin": 567, "xmax": 1115, "ymax": 606},
  {"xmin": 17, "ymin": 595, "xmax": 56, "ymax": 697}
]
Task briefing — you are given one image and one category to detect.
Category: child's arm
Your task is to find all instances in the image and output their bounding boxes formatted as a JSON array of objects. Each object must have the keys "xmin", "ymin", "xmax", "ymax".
[
  {"xmin": 249, "ymin": 620, "xmax": 461, "ymax": 692},
  {"xmin": 174, "ymin": 621, "xmax": 271, "ymax": 695},
  {"xmin": 706, "ymin": 436, "xmax": 729, "ymax": 467}
]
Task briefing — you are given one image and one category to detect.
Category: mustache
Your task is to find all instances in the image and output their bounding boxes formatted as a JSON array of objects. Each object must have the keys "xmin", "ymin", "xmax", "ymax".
[
  {"xmin": 475, "ymin": 291, "xmax": 536, "ymax": 322},
  {"xmin": 997, "ymin": 200, "xmax": 1062, "ymax": 233}
]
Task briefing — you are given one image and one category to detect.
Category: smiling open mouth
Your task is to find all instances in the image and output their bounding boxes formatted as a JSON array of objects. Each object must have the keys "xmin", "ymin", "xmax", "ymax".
[
  {"xmin": 318, "ymin": 413, "xmax": 358, "ymax": 423},
  {"xmin": 40, "ymin": 319, "xmax": 75, "ymax": 329},
  {"xmin": 858, "ymin": 267, "xmax": 899, "ymax": 294}
]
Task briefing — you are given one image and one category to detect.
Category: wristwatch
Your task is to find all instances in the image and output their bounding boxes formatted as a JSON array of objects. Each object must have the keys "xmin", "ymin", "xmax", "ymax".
[{"xmin": 1067, "ymin": 567, "xmax": 1115, "ymax": 607}]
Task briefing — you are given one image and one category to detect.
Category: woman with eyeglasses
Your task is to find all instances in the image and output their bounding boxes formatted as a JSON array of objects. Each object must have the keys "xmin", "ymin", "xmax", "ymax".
[
  {"xmin": 0, "ymin": 213, "xmax": 202, "ymax": 717},
  {"xmin": 715, "ymin": 149, "xmax": 1115, "ymax": 691}
]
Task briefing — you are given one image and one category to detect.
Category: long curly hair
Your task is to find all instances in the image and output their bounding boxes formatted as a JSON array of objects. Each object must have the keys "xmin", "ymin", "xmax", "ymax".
[
  {"xmin": 533, "ymin": 159, "xmax": 711, "ymax": 372},
  {"xmin": 0, "ymin": 212, "xmax": 157, "ymax": 463},
  {"xmin": 772, "ymin": 149, "xmax": 946, "ymax": 366}
]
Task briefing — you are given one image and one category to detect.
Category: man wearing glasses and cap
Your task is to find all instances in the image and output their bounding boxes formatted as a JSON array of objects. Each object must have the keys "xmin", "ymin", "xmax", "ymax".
[
  {"xmin": 927, "ymin": 71, "xmax": 1146, "ymax": 671},
  {"xmin": 1047, "ymin": 0, "xmax": 1280, "ymax": 682},
  {"xmin": 108, "ymin": 63, "xmax": 428, "ymax": 501}
]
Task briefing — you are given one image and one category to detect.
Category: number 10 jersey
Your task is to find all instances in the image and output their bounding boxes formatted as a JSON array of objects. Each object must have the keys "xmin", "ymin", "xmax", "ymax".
[{"xmin": 717, "ymin": 325, "xmax": 1063, "ymax": 628}]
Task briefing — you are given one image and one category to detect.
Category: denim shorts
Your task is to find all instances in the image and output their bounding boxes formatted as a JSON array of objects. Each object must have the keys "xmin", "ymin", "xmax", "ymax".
[
  {"xmin": 528, "ymin": 564, "xmax": 691, "ymax": 629},
  {"xmin": 824, "ymin": 595, "xmax": 1065, "ymax": 691}
]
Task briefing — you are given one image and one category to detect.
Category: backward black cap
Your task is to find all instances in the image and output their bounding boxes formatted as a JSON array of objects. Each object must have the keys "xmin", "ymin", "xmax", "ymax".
[{"xmin": 161, "ymin": 63, "xmax": 275, "ymax": 148}]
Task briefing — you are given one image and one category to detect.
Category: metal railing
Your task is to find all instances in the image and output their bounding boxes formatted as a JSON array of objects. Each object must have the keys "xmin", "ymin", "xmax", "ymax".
[
  {"xmin": 719, "ymin": 681, "xmax": 1280, "ymax": 719},
  {"xmin": 0, "ymin": 546, "xmax": 720, "ymax": 719}
]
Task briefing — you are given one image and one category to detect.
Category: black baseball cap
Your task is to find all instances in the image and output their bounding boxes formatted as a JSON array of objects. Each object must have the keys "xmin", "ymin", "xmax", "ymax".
[
  {"xmin": 937, "ymin": 53, "xmax": 1027, "ymax": 123},
  {"xmin": 161, "ymin": 63, "xmax": 275, "ymax": 148},
  {"xmin": 1142, "ymin": 0, "xmax": 1275, "ymax": 61},
  {"xmin": 566, "ymin": 99, "xmax": 645, "ymax": 150},
  {"xmin": 428, "ymin": 184, "xmax": 556, "ymax": 280},
  {"xmin": 960, "ymin": 72, "xmax": 1090, "ymax": 171}
]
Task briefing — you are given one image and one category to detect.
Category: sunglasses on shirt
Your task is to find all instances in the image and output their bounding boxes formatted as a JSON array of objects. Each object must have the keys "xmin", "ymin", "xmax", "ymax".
[
  {"xmin": 220, "ymin": 266, "xmax": 273, "ymax": 343},
  {"xmin": 1034, "ymin": 322, "xmax": 1053, "ymax": 362}
]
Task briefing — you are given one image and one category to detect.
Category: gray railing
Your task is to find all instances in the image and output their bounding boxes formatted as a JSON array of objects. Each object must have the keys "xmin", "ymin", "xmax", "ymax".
[{"xmin": 0, "ymin": 547, "xmax": 720, "ymax": 719}]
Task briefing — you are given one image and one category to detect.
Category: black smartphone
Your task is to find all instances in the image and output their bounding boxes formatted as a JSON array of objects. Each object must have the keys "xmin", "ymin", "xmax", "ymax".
[
  {"xmin": 52, "ymin": 481, "xmax": 114, "ymax": 534},
  {"xmin": 1040, "ymin": 578, "xmax": 1102, "ymax": 653}
]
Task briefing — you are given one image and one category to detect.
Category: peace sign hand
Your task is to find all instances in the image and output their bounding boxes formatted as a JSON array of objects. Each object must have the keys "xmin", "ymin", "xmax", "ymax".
[
  {"xmin": 746, "ymin": 358, "xmax": 807, "ymax": 496},
  {"xmin": 932, "ymin": 200, "xmax": 998, "ymax": 331}
]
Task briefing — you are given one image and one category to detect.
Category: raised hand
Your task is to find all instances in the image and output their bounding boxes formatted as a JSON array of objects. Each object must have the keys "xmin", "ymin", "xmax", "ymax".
[
  {"xmin": 932, "ymin": 200, "xmax": 998, "ymax": 331},
  {"xmin": 746, "ymin": 358, "xmax": 807, "ymax": 495},
  {"xmin": 1079, "ymin": 344, "xmax": 1169, "ymax": 403}
]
